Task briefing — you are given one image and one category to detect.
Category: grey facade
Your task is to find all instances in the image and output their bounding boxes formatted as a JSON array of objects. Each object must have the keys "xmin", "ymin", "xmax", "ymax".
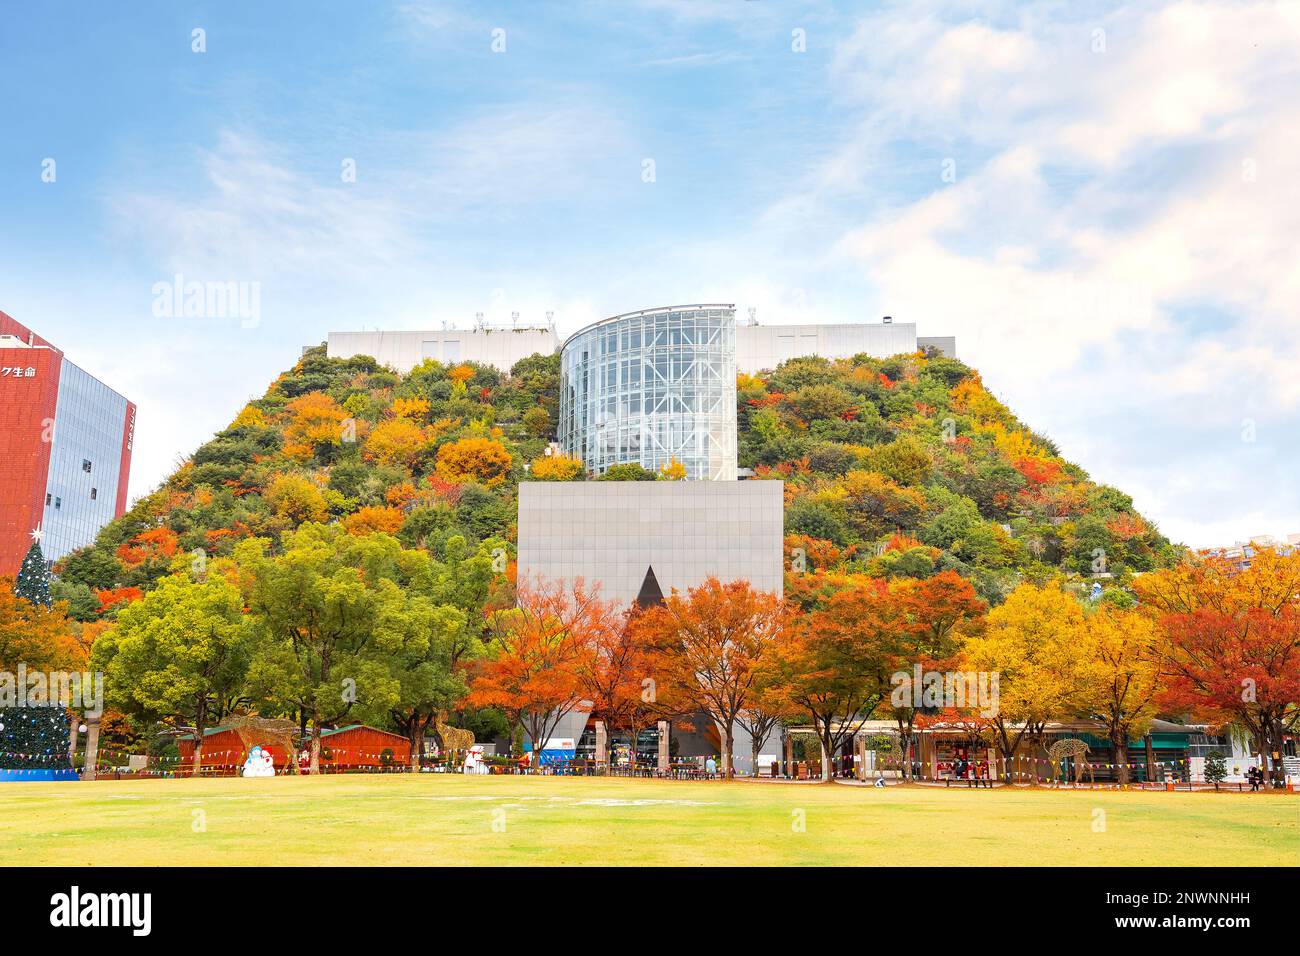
[{"xmin": 517, "ymin": 479, "xmax": 784, "ymax": 609}]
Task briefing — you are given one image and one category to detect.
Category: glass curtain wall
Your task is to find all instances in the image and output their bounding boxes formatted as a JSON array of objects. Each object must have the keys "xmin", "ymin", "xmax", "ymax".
[{"xmin": 559, "ymin": 306, "xmax": 737, "ymax": 480}]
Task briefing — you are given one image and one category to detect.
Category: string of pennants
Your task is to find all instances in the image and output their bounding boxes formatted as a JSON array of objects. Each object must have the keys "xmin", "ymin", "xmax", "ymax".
[{"xmin": 0, "ymin": 745, "xmax": 421, "ymax": 774}]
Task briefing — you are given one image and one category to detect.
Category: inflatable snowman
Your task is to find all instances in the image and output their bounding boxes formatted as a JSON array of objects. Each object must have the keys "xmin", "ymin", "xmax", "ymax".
[
  {"xmin": 462, "ymin": 745, "xmax": 487, "ymax": 774},
  {"xmin": 242, "ymin": 745, "xmax": 276, "ymax": 778}
]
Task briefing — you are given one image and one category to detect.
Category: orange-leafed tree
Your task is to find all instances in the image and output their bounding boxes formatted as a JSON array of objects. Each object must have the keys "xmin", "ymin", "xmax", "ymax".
[
  {"xmin": 468, "ymin": 578, "xmax": 616, "ymax": 762},
  {"xmin": 882, "ymin": 571, "xmax": 986, "ymax": 780},
  {"xmin": 434, "ymin": 436, "xmax": 513, "ymax": 487},
  {"xmin": 341, "ymin": 505, "xmax": 406, "ymax": 536},
  {"xmin": 577, "ymin": 607, "xmax": 681, "ymax": 768},
  {"xmin": 115, "ymin": 527, "xmax": 180, "ymax": 567},
  {"xmin": 735, "ymin": 680, "xmax": 795, "ymax": 779},
  {"xmin": 0, "ymin": 579, "xmax": 85, "ymax": 673},
  {"xmin": 761, "ymin": 579, "xmax": 895, "ymax": 782},
  {"xmin": 1135, "ymin": 548, "xmax": 1300, "ymax": 787},
  {"xmin": 282, "ymin": 392, "xmax": 348, "ymax": 462},
  {"xmin": 636, "ymin": 578, "xmax": 788, "ymax": 776},
  {"xmin": 94, "ymin": 586, "xmax": 144, "ymax": 615}
]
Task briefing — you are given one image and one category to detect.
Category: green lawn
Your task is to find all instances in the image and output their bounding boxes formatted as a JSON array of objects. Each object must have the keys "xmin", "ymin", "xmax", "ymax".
[{"xmin": 1, "ymin": 774, "xmax": 1294, "ymax": 866}]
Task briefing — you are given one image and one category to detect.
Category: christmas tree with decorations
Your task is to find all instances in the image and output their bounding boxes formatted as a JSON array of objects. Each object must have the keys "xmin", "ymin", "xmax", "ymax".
[
  {"xmin": 0, "ymin": 706, "xmax": 72, "ymax": 773},
  {"xmin": 14, "ymin": 535, "xmax": 52, "ymax": 608}
]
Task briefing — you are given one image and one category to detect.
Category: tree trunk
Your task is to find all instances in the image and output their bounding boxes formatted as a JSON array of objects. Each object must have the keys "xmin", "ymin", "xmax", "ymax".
[
  {"xmin": 1116, "ymin": 740, "xmax": 1130, "ymax": 786},
  {"xmin": 718, "ymin": 723, "xmax": 731, "ymax": 777},
  {"xmin": 751, "ymin": 735, "xmax": 760, "ymax": 780},
  {"xmin": 819, "ymin": 735, "xmax": 831, "ymax": 783},
  {"xmin": 1264, "ymin": 723, "xmax": 1286, "ymax": 788},
  {"xmin": 192, "ymin": 699, "xmax": 208, "ymax": 778},
  {"xmin": 309, "ymin": 716, "xmax": 321, "ymax": 775},
  {"xmin": 81, "ymin": 717, "xmax": 100, "ymax": 782},
  {"xmin": 409, "ymin": 724, "xmax": 424, "ymax": 773}
]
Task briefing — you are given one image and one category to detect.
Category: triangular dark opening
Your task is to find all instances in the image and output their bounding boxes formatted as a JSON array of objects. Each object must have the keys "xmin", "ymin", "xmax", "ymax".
[{"xmin": 635, "ymin": 565, "xmax": 665, "ymax": 608}]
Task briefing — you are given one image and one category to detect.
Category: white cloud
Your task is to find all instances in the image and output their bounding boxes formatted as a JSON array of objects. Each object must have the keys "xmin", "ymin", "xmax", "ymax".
[{"xmin": 802, "ymin": 0, "xmax": 1300, "ymax": 545}]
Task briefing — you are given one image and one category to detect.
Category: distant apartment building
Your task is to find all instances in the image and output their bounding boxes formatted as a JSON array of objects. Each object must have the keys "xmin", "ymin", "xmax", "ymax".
[
  {"xmin": 0, "ymin": 311, "xmax": 136, "ymax": 574},
  {"xmin": 1198, "ymin": 533, "xmax": 1300, "ymax": 570}
]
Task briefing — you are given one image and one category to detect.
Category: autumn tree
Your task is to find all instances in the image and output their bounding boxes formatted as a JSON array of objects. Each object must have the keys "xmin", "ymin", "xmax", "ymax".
[
  {"xmin": 639, "ymin": 578, "xmax": 788, "ymax": 776},
  {"xmin": 834, "ymin": 470, "xmax": 927, "ymax": 538},
  {"xmin": 435, "ymin": 436, "xmax": 513, "ymax": 487},
  {"xmin": 529, "ymin": 453, "xmax": 584, "ymax": 481},
  {"xmin": 342, "ymin": 505, "xmax": 406, "ymax": 536},
  {"xmin": 92, "ymin": 572, "xmax": 254, "ymax": 776},
  {"xmin": 364, "ymin": 417, "xmax": 431, "ymax": 470},
  {"xmin": 282, "ymin": 392, "xmax": 348, "ymax": 462},
  {"xmin": 963, "ymin": 580, "xmax": 1086, "ymax": 782},
  {"xmin": 265, "ymin": 473, "xmax": 329, "ymax": 525},
  {"xmin": 1074, "ymin": 603, "xmax": 1165, "ymax": 785},
  {"xmin": 1135, "ymin": 548, "xmax": 1300, "ymax": 787},
  {"xmin": 0, "ymin": 579, "xmax": 84, "ymax": 674},
  {"xmin": 469, "ymin": 578, "xmax": 616, "ymax": 762},
  {"xmin": 762, "ymin": 579, "xmax": 895, "ymax": 781},
  {"xmin": 735, "ymin": 681, "xmax": 792, "ymax": 778},
  {"xmin": 882, "ymin": 571, "xmax": 985, "ymax": 780},
  {"xmin": 577, "ymin": 608, "xmax": 657, "ymax": 768}
]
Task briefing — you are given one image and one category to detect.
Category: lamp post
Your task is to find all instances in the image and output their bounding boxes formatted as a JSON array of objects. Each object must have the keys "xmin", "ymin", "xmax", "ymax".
[{"xmin": 81, "ymin": 715, "xmax": 101, "ymax": 781}]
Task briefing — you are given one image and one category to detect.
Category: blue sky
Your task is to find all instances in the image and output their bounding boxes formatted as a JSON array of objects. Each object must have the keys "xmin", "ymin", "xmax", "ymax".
[{"xmin": 2, "ymin": 0, "xmax": 1297, "ymax": 548}]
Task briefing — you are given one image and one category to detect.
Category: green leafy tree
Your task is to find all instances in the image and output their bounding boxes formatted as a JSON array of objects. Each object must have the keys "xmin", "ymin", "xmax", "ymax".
[
  {"xmin": 238, "ymin": 524, "xmax": 436, "ymax": 773},
  {"xmin": 92, "ymin": 572, "xmax": 255, "ymax": 776},
  {"xmin": 384, "ymin": 536, "xmax": 498, "ymax": 768}
]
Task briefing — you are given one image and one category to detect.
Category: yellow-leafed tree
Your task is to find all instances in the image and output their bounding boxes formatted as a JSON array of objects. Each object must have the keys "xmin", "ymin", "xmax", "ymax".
[
  {"xmin": 963, "ymin": 580, "xmax": 1086, "ymax": 782},
  {"xmin": 530, "ymin": 453, "xmax": 584, "ymax": 481},
  {"xmin": 434, "ymin": 437, "xmax": 512, "ymax": 487},
  {"xmin": 1074, "ymin": 604, "xmax": 1165, "ymax": 785},
  {"xmin": 364, "ymin": 417, "xmax": 431, "ymax": 470},
  {"xmin": 265, "ymin": 473, "xmax": 329, "ymax": 525}
]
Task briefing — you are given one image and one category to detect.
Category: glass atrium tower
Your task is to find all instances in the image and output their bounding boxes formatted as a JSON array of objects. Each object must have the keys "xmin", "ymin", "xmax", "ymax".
[{"xmin": 559, "ymin": 305, "xmax": 738, "ymax": 481}]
